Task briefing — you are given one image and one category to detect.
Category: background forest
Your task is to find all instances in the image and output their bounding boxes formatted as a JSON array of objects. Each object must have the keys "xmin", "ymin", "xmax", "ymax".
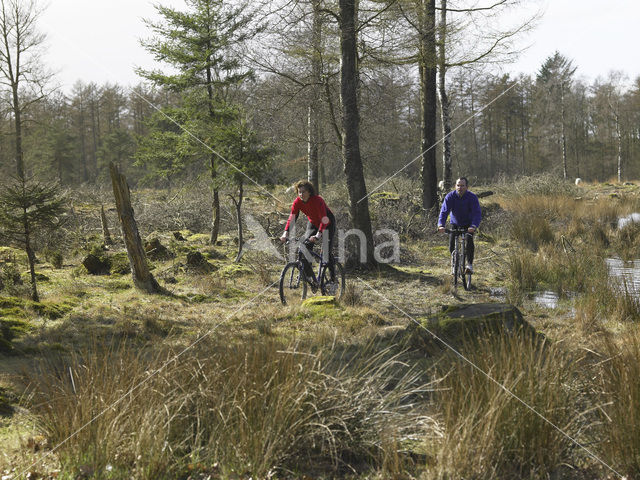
[{"xmin": 1, "ymin": 0, "xmax": 639, "ymax": 191}]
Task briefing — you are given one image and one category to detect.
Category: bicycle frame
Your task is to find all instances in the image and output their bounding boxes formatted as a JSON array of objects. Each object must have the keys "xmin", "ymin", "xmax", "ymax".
[
  {"xmin": 445, "ymin": 227, "xmax": 473, "ymax": 290},
  {"xmin": 279, "ymin": 238, "xmax": 344, "ymax": 305},
  {"xmin": 286, "ymin": 238, "xmax": 334, "ymax": 285}
]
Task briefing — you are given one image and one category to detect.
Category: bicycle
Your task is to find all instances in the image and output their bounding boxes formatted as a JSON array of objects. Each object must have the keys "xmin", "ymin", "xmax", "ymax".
[
  {"xmin": 279, "ymin": 238, "xmax": 345, "ymax": 305},
  {"xmin": 445, "ymin": 227, "xmax": 473, "ymax": 290}
]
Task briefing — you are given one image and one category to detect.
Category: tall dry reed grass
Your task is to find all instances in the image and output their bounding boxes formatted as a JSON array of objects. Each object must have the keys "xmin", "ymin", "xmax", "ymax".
[
  {"xmin": 595, "ymin": 329, "xmax": 640, "ymax": 478},
  {"xmin": 24, "ymin": 339, "xmax": 433, "ymax": 479},
  {"xmin": 427, "ymin": 332, "xmax": 590, "ymax": 479}
]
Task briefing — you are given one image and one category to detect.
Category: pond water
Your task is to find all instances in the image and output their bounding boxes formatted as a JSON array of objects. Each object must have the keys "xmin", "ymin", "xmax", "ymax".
[
  {"xmin": 489, "ymin": 259, "xmax": 640, "ymax": 310},
  {"xmin": 533, "ymin": 291, "xmax": 561, "ymax": 309},
  {"xmin": 488, "ymin": 287, "xmax": 563, "ymax": 309},
  {"xmin": 606, "ymin": 258, "xmax": 640, "ymax": 292},
  {"xmin": 617, "ymin": 213, "xmax": 640, "ymax": 229}
]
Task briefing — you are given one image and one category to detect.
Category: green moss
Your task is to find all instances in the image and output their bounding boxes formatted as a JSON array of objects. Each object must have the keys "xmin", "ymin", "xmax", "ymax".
[
  {"xmin": 371, "ymin": 191, "xmax": 400, "ymax": 202},
  {"xmin": 431, "ymin": 245, "xmax": 450, "ymax": 256},
  {"xmin": 0, "ymin": 296, "xmax": 74, "ymax": 325},
  {"xmin": 0, "ymin": 316, "xmax": 32, "ymax": 353},
  {"xmin": 187, "ymin": 233, "xmax": 210, "ymax": 244},
  {"xmin": 188, "ymin": 294, "xmax": 212, "ymax": 303},
  {"xmin": 21, "ymin": 271, "xmax": 50, "ymax": 283},
  {"xmin": 220, "ymin": 287, "xmax": 248, "ymax": 299},
  {"xmin": 105, "ymin": 279, "xmax": 133, "ymax": 291},
  {"xmin": 413, "ymin": 304, "xmax": 537, "ymax": 349},
  {"xmin": 218, "ymin": 263, "xmax": 252, "ymax": 278},
  {"xmin": 302, "ymin": 296, "xmax": 337, "ymax": 308},
  {"xmin": 109, "ymin": 252, "xmax": 131, "ymax": 275},
  {"xmin": 31, "ymin": 300, "xmax": 75, "ymax": 319},
  {"xmin": 298, "ymin": 296, "xmax": 345, "ymax": 322}
]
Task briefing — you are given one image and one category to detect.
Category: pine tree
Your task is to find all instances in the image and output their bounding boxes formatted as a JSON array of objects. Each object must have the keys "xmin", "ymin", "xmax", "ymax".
[
  {"xmin": 0, "ymin": 177, "xmax": 66, "ymax": 301},
  {"xmin": 137, "ymin": 0, "xmax": 261, "ymax": 244}
]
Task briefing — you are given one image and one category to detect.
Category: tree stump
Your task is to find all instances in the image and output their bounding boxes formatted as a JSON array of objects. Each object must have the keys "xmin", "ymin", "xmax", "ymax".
[{"xmin": 109, "ymin": 162, "xmax": 164, "ymax": 293}]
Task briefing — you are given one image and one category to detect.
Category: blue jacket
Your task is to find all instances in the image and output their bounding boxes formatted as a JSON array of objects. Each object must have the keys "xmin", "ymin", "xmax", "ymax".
[{"xmin": 438, "ymin": 190, "xmax": 482, "ymax": 228}]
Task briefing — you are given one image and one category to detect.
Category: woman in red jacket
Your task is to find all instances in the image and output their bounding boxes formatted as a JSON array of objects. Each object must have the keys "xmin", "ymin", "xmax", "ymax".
[{"xmin": 280, "ymin": 180, "xmax": 336, "ymax": 283}]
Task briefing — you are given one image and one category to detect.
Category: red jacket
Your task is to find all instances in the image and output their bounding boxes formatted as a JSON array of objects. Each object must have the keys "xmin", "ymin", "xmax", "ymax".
[{"xmin": 285, "ymin": 195, "xmax": 331, "ymax": 233}]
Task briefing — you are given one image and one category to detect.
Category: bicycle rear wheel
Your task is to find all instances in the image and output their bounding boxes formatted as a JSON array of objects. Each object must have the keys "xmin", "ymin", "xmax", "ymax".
[
  {"xmin": 279, "ymin": 262, "xmax": 308, "ymax": 305},
  {"xmin": 320, "ymin": 262, "xmax": 345, "ymax": 300}
]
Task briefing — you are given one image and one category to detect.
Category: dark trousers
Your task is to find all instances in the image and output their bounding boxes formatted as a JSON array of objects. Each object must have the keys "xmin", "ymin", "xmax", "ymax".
[
  {"xmin": 449, "ymin": 225, "xmax": 475, "ymax": 264},
  {"xmin": 301, "ymin": 210, "xmax": 336, "ymax": 278}
]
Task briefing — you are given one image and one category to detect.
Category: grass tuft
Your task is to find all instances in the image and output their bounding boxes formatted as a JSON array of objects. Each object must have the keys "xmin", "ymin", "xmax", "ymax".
[
  {"xmin": 428, "ymin": 331, "xmax": 589, "ymax": 479},
  {"xmin": 24, "ymin": 340, "xmax": 433, "ymax": 479}
]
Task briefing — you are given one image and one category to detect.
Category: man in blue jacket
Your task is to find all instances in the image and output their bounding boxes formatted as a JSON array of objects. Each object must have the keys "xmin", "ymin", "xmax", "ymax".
[{"xmin": 437, "ymin": 177, "xmax": 482, "ymax": 273}]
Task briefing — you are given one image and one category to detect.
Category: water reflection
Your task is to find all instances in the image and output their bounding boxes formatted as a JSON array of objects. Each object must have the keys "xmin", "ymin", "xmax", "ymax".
[
  {"xmin": 488, "ymin": 287, "xmax": 562, "ymax": 309},
  {"xmin": 618, "ymin": 213, "xmax": 640, "ymax": 229},
  {"xmin": 606, "ymin": 258, "xmax": 640, "ymax": 291},
  {"xmin": 533, "ymin": 291, "xmax": 560, "ymax": 309}
]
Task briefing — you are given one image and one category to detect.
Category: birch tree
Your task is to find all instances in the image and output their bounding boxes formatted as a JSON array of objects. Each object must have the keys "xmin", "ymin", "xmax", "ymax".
[{"xmin": 0, "ymin": 0, "xmax": 51, "ymax": 180}]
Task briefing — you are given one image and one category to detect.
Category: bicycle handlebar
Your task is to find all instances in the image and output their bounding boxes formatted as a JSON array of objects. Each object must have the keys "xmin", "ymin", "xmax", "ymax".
[{"xmin": 444, "ymin": 227, "xmax": 473, "ymax": 235}]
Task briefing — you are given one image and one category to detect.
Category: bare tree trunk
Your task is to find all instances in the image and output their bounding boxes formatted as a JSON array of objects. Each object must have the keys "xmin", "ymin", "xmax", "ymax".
[
  {"xmin": 90, "ymin": 99, "xmax": 99, "ymax": 181},
  {"xmin": 308, "ymin": 105, "xmax": 320, "ymax": 190},
  {"xmin": 101, "ymin": 204, "xmax": 113, "ymax": 245},
  {"xmin": 232, "ymin": 180, "xmax": 244, "ymax": 263},
  {"xmin": 205, "ymin": 56, "xmax": 221, "ymax": 245},
  {"xmin": 210, "ymin": 153, "xmax": 221, "ymax": 245},
  {"xmin": 24, "ymin": 228, "xmax": 38, "ymax": 302},
  {"xmin": 521, "ymin": 93, "xmax": 526, "ymax": 174},
  {"xmin": 12, "ymin": 85, "xmax": 25, "ymax": 180},
  {"xmin": 339, "ymin": 0, "xmax": 376, "ymax": 266},
  {"xmin": 438, "ymin": 0, "xmax": 453, "ymax": 191},
  {"xmin": 109, "ymin": 162, "xmax": 163, "ymax": 293},
  {"xmin": 470, "ymin": 84, "xmax": 480, "ymax": 166},
  {"xmin": 615, "ymin": 110, "xmax": 622, "ymax": 182},
  {"xmin": 560, "ymin": 82, "xmax": 568, "ymax": 180},
  {"xmin": 419, "ymin": 0, "xmax": 438, "ymax": 211},
  {"xmin": 308, "ymin": 0, "xmax": 323, "ymax": 191}
]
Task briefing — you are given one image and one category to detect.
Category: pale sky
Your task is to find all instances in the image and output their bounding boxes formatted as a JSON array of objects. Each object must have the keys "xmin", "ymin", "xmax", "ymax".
[{"xmin": 40, "ymin": 0, "xmax": 640, "ymax": 92}]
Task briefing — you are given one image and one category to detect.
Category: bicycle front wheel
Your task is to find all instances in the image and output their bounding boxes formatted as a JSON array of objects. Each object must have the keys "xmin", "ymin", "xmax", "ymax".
[
  {"xmin": 320, "ymin": 262, "xmax": 345, "ymax": 300},
  {"xmin": 462, "ymin": 269, "xmax": 472, "ymax": 290},
  {"xmin": 459, "ymin": 238, "xmax": 472, "ymax": 291},
  {"xmin": 452, "ymin": 251, "xmax": 459, "ymax": 287},
  {"xmin": 279, "ymin": 262, "xmax": 308, "ymax": 305}
]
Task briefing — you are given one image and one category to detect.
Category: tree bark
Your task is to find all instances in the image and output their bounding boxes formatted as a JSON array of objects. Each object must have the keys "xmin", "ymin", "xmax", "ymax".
[
  {"xmin": 24, "ymin": 225, "xmax": 38, "ymax": 301},
  {"xmin": 438, "ymin": 0, "xmax": 453, "ymax": 191},
  {"xmin": 12, "ymin": 85, "xmax": 25, "ymax": 180},
  {"xmin": 101, "ymin": 204, "xmax": 113, "ymax": 245},
  {"xmin": 307, "ymin": 0, "xmax": 323, "ymax": 191},
  {"xmin": 232, "ymin": 180, "xmax": 244, "ymax": 263},
  {"xmin": 209, "ymin": 153, "xmax": 221, "ymax": 245},
  {"xmin": 614, "ymin": 109, "xmax": 622, "ymax": 182},
  {"xmin": 206, "ymin": 54, "xmax": 221, "ymax": 245},
  {"xmin": 339, "ymin": 0, "xmax": 376, "ymax": 266},
  {"xmin": 419, "ymin": 0, "xmax": 438, "ymax": 211},
  {"xmin": 109, "ymin": 162, "xmax": 163, "ymax": 293},
  {"xmin": 560, "ymin": 82, "xmax": 568, "ymax": 180}
]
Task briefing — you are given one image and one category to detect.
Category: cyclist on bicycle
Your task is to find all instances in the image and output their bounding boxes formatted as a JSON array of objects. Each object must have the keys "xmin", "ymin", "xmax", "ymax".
[
  {"xmin": 280, "ymin": 180, "xmax": 336, "ymax": 285},
  {"xmin": 437, "ymin": 177, "xmax": 482, "ymax": 273}
]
